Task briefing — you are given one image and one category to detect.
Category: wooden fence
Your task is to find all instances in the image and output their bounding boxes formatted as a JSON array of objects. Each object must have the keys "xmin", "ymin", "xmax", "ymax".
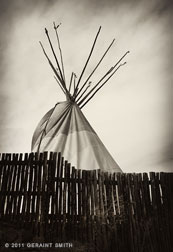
[{"xmin": 0, "ymin": 152, "xmax": 172, "ymax": 252}]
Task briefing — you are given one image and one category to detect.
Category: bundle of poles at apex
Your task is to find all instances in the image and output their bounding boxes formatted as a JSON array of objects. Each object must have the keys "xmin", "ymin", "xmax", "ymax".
[{"xmin": 39, "ymin": 22, "xmax": 130, "ymax": 109}]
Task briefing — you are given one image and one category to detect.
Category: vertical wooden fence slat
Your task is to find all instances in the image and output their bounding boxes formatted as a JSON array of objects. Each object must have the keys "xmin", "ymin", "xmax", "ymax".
[
  {"xmin": 51, "ymin": 152, "xmax": 57, "ymax": 238},
  {"xmin": 0, "ymin": 154, "xmax": 6, "ymax": 218},
  {"xmin": 136, "ymin": 173, "xmax": 143, "ymax": 251},
  {"xmin": 21, "ymin": 153, "xmax": 29, "ymax": 226},
  {"xmin": 88, "ymin": 170, "xmax": 94, "ymax": 244},
  {"xmin": 58, "ymin": 155, "xmax": 64, "ymax": 240},
  {"xmin": 111, "ymin": 173, "xmax": 120, "ymax": 252},
  {"xmin": 150, "ymin": 172, "xmax": 160, "ymax": 252},
  {"xmin": 155, "ymin": 172, "xmax": 164, "ymax": 252},
  {"xmin": 102, "ymin": 171, "xmax": 108, "ymax": 250},
  {"xmin": 71, "ymin": 166, "xmax": 77, "ymax": 241},
  {"xmin": 116, "ymin": 173, "xmax": 126, "ymax": 251},
  {"xmin": 92, "ymin": 170, "xmax": 99, "ymax": 251},
  {"xmin": 85, "ymin": 171, "xmax": 90, "ymax": 242},
  {"xmin": 2, "ymin": 154, "xmax": 9, "ymax": 218},
  {"xmin": 15, "ymin": 153, "xmax": 23, "ymax": 224},
  {"xmin": 126, "ymin": 174, "xmax": 135, "ymax": 252},
  {"xmin": 82, "ymin": 170, "xmax": 86, "ymax": 242},
  {"xmin": 46, "ymin": 152, "xmax": 53, "ymax": 239},
  {"xmin": 30, "ymin": 153, "xmax": 37, "ymax": 233},
  {"xmin": 97, "ymin": 170, "xmax": 107, "ymax": 251},
  {"xmin": 25, "ymin": 153, "xmax": 34, "ymax": 225},
  {"xmin": 0, "ymin": 154, "xmax": 6, "ymax": 217},
  {"xmin": 168, "ymin": 173, "xmax": 173, "ymax": 250},
  {"xmin": 32, "ymin": 152, "xmax": 38, "ymax": 235},
  {"xmin": 40, "ymin": 152, "xmax": 48, "ymax": 239},
  {"xmin": 35, "ymin": 152, "xmax": 43, "ymax": 236},
  {"xmin": 0, "ymin": 153, "xmax": 3, "ymax": 192},
  {"xmin": 77, "ymin": 169, "xmax": 82, "ymax": 241},
  {"xmin": 19, "ymin": 153, "xmax": 28, "ymax": 224},
  {"xmin": 5, "ymin": 154, "xmax": 13, "ymax": 219},
  {"xmin": 55, "ymin": 152, "xmax": 61, "ymax": 240},
  {"xmin": 66, "ymin": 163, "xmax": 71, "ymax": 241},
  {"xmin": 10, "ymin": 154, "xmax": 19, "ymax": 221},
  {"xmin": 62, "ymin": 161, "xmax": 68, "ymax": 240}
]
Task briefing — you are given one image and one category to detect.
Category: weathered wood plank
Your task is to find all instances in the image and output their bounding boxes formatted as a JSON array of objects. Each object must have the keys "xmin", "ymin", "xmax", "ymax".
[{"xmin": 9, "ymin": 154, "xmax": 19, "ymax": 221}]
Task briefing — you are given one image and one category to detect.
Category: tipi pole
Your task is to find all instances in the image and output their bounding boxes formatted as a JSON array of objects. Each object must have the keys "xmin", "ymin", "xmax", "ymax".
[
  {"xmin": 73, "ymin": 26, "xmax": 102, "ymax": 97},
  {"xmin": 76, "ymin": 82, "xmax": 91, "ymax": 103},
  {"xmin": 39, "ymin": 42, "xmax": 64, "ymax": 86},
  {"xmin": 75, "ymin": 38, "xmax": 115, "ymax": 99},
  {"xmin": 73, "ymin": 73, "xmax": 77, "ymax": 97},
  {"xmin": 45, "ymin": 28, "xmax": 66, "ymax": 88},
  {"xmin": 40, "ymin": 41, "xmax": 71, "ymax": 100},
  {"xmin": 77, "ymin": 51, "xmax": 129, "ymax": 106},
  {"xmin": 80, "ymin": 62, "xmax": 126, "ymax": 109},
  {"xmin": 54, "ymin": 76, "xmax": 66, "ymax": 94},
  {"xmin": 53, "ymin": 22, "xmax": 66, "ymax": 83},
  {"xmin": 69, "ymin": 72, "xmax": 74, "ymax": 93}
]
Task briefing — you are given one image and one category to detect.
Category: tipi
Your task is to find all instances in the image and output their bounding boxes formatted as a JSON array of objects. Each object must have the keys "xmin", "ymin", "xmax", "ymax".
[{"xmin": 32, "ymin": 24, "xmax": 129, "ymax": 173}]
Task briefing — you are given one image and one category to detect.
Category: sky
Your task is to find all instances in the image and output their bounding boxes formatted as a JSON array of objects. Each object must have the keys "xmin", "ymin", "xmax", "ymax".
[{"xmin": 0, "ymin": 0, "xmax": 172, "ymax": 173}]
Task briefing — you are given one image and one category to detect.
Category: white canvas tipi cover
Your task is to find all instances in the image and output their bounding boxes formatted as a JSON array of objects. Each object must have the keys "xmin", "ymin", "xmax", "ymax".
[{"xmin": 31, "ymin": 101, "xmax": 122, "ymax": 173}]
